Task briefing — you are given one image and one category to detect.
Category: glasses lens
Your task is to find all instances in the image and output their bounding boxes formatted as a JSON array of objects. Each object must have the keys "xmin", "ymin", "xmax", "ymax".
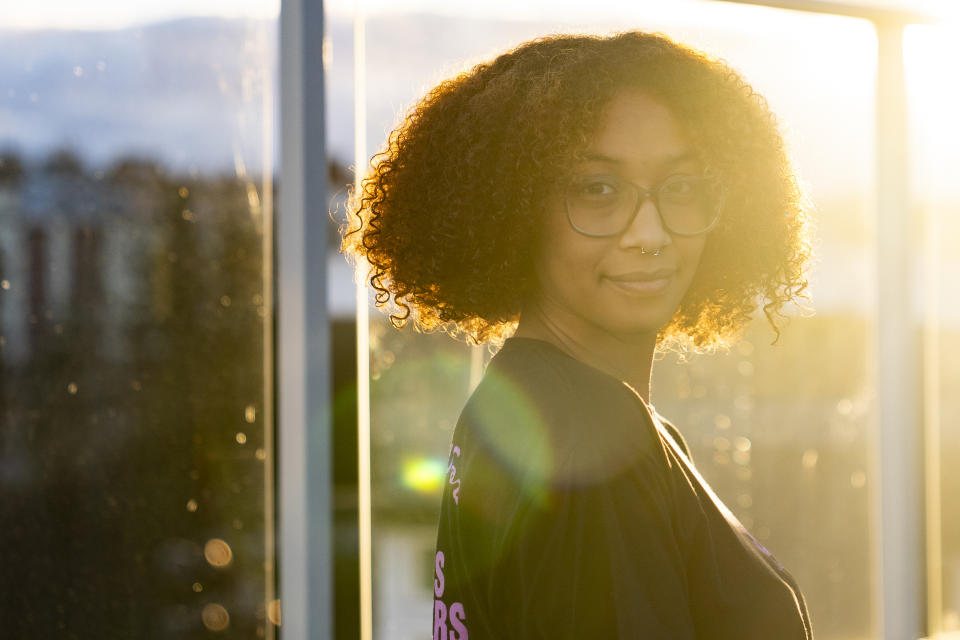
[
  {"xmin": 565, "ymin": 176, "xmax": 634, "ymax": 236},
  {"xmin": 658, "ymin": 177, "xmax": 718, "ymax": 235}
]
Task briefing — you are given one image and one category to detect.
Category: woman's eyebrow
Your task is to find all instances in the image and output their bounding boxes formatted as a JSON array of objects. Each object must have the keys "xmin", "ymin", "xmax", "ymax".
[{"xmin": 581, "ymin": 151, "xmax": 696, "ymax": 167}]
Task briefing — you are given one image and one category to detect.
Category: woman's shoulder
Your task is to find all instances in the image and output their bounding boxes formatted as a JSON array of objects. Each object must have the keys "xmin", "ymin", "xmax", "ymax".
[{"xmin": 455, "ymin": 337, "xmax": 666, "ymax": 488}]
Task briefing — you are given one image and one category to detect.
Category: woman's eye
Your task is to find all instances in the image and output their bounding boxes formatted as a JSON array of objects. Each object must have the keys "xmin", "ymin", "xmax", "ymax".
[
  {"xmin": 576, "ymin": 180, "xmax": 618, "ymax": 197},
  {"xmin": 661, "ymin": 177, "xmax": 701, "ymax": 200}
]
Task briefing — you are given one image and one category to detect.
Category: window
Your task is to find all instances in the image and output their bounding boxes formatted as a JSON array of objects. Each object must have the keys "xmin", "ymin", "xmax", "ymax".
[
  {"xmin": 0, "ymin": 5, "xmax": 279, "ymax": 637},
  {"xmin": 334, "ymin": 3, "xmax": 882, "ymax": 638}
]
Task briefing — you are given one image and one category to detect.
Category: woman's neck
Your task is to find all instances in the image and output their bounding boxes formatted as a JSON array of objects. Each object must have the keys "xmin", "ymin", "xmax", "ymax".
[{"xmin": 513, "ymin": 299, "xmax": 658, "ymax": 403}]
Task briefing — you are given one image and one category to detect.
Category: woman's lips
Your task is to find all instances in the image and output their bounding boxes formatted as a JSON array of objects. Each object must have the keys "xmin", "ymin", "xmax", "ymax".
[{"xmin": 603, "ymin": 270, "xmax": 676, "ymax": 296}]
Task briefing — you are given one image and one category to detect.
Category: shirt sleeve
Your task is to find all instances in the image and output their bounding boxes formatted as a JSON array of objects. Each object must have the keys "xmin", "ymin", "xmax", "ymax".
[{"xmin": 480, "ymin": 446, "xmax": 697, "ymax": 639}]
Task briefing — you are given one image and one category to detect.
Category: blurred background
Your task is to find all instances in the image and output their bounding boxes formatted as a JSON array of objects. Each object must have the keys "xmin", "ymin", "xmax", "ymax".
[{"xmin": 0, "ymin": 0, "xmax": 958, "ymax": 638}]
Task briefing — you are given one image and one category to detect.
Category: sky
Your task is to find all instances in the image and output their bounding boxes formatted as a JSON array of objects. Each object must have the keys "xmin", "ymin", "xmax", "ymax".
[
  {"xmin": 2, "ymin": 0, "xmax": 280, "ymax": 30},
  {"xmin": 7, "ymin": 0, "xmax": 960, "ymax": 30}
]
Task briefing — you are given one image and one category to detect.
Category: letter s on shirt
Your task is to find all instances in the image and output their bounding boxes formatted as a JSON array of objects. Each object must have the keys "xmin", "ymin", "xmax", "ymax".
[
  {"xmin": 434, "ymin": 550, "xmax": 445, "ymax": 598},
  {"xmin": 449, "ymin": 602, "xmax": 468, "ymax": 639}
]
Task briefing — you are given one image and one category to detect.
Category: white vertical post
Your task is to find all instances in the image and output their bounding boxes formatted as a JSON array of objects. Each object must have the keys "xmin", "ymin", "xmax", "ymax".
[
  {"xmin": 279, "ymin": 0, "xmax": 331, "ymax": 638},
  {"xmin": 874, "ymin": 21, "xmax": 924, "ymax": 640},
  {"xmin": 353, "ymin": 12, "xmax": 373, "ymax": 640}
]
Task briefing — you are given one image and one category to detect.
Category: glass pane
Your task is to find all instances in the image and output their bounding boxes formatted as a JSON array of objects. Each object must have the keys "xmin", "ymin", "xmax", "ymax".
[
  {"xmin": 0, "ymin": 6, "xmax": 278, "ymax": 637},
  {"xmin": 338, "ymin": 3, "xmax": 878, "ymax": 638},
  {"xmin": 905, "ymin": 23, "xmax": 960, "ymax": 636}
]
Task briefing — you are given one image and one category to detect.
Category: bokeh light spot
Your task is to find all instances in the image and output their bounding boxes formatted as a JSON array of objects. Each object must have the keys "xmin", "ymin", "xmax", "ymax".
[
  {"xmin": 267, "ymin": 599, "xmax": 281, "ymax": 626},
  {"xmin": 204, "ymin": 538, "xmax": 233, "ymax": 568},
  {"xmin": 401, "ymin": 457, "xmax": 445, "ymax": 494},
  {"xmin": 201, "ymin": 603, "xmax": 230, "ymax": 631},
  {"xmin": 850, "ymin": 471, "xmax": 867, "ymax": 489}
]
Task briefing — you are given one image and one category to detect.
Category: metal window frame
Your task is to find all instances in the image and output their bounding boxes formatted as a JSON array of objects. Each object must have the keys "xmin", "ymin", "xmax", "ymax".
[
  {"xmin": 278, "ymin": 0, "xmax": 331, "ymax": 638},
  {"xmin": 276, "ymin": 0, "xmax": 942, "ymax": 638}
]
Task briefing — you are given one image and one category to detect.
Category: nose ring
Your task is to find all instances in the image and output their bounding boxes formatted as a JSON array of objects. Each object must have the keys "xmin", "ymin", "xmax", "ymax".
[{"xmin": 641, "ymin": 247, "xmax": 661, "ymax": 257}]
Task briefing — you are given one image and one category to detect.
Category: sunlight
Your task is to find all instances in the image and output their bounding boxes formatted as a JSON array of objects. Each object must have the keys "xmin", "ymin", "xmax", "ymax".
[{"xmin": 904, "ymin": 24, "xmax": 960, "ymax": 198}]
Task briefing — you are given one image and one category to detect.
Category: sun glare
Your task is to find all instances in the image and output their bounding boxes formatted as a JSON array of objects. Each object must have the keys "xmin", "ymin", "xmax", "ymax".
[{"xmin": 904, "ymin": 24, "xmax": 960, "ymax": 197}]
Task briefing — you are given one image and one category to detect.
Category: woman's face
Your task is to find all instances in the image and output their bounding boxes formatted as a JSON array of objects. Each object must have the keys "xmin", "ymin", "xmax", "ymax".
[{"xmin": 531, "ymin": 90, "xmax": 709, "ymax": 341}]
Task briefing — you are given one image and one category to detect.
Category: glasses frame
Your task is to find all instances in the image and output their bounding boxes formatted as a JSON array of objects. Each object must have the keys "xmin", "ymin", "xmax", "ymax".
[{"xmin": 564, "ymin": 173, "xmax": 724, "ymax": 238}]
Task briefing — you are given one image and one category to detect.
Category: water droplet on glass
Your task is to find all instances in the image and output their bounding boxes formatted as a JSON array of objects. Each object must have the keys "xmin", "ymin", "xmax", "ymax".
[
  {"xmin": 255, "ymin": 448, "xmax": 266, "ymax": 461},
  {"xmin": 0, "ymin": 280, "xmax": 9, "ymax": 290},
  {"xmin": 182, "ymin": 209, "xmax": 194, "ymax": 222},
  {"xmin": 201, "ymin": 603, "xmax": 230, "ymax": 631},
  {"xmin": 267, "ymin": 599, "xmax": 281, "ymax": 626},
  {"xmin": 204, "ymin": 538, "xmax": 233, "ymax": 568},
  {"xmin": 944, "ymin": 610, "xmax": 960, "ymax": 631},
  {"xmin": 252, "ymin": 294, "xmax": 263, "ymax": 305},
  {"xmin": 802, "ymin": 449, "xmax": 819, "ymax": 469},
  {"xmin": 220, "ymin": 295, "xmax": 231, "ymax": 307},
  {"xmin": 850, "ymin": 471, "xmax": 867, "ymax": 488},
  {"xmin": 192, "ymin": 582, "xmax": 203, "ymax": 593},
  {"xmin": 714, "ymin": 414, "xmax": 731, "ymax": 430},
  {"xmin": 244, "ymin": 405, "xmax": 256, "ymax": 423},
  {"xmin": 73, "ymin": 66, "xmax": 84, "ymax": 77},
  {"xmin": 836, "ymin": 398, "xmax": 854, "ymax": 416},
  {"xmin": 67, "ymin": 382, "xmax": 78, "ymax": 394},
  {"xmin": 178, "ymin": 186, "xmax": 189, "ymax": 198},
  {"xmin": 733, "ymin": 436, "xmax": 752, "ymax": 452},
  {"xmin": 737, "ymin": 360, "xmax": 754, "ymax": 377},
  {"xmin": 235, "ymin": 432, "xmax": 247, "ymax": 445},
  {"xmin": 713, "ymin": 437, "xmax": 730, "ymax": 451},
  {"xmin": 186, "ymin": 499, "xmax": 198, "ymax": 512}
]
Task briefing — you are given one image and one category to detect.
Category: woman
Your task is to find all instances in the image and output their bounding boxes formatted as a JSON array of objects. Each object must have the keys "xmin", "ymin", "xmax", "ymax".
[{"xmin": 344, "ymin": 31, "xmax": 813, "ymax": 639}]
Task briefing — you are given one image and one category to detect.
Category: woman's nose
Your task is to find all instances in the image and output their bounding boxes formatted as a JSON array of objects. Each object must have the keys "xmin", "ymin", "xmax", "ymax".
[{"xmin": 618, "ymin": 195, "xmax": 671, "ymax": 251}]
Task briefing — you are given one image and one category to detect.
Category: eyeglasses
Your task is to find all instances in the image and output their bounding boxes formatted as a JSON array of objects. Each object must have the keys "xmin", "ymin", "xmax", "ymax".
[{"xmin": 564, "ymin": 173, "xmax": 723, "ymax": 238}]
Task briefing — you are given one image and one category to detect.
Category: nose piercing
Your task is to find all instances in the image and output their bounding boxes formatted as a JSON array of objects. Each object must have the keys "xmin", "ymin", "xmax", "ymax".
[{"xmin": 641, "ymin": 247, "xmax": 661, "ymax": 257}]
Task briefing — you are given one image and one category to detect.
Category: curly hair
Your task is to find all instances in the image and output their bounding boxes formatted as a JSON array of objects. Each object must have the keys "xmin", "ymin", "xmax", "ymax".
[{"xmin": 342, "ymin": 30, "xmax": 812, "ymax": 350}]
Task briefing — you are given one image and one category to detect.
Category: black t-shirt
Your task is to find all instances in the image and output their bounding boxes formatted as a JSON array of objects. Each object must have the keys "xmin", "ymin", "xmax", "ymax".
[{"xmin": 432, "ymin": 337, "xmax": 813, "ymax": 639}]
